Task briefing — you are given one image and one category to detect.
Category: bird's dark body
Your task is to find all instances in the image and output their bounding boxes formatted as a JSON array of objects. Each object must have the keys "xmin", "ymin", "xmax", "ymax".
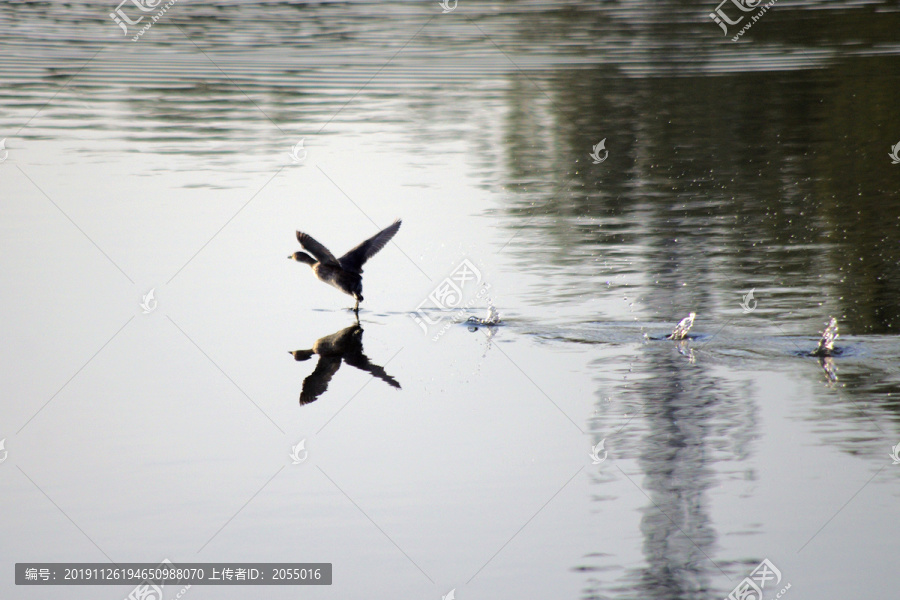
[
  {"xmin": 289, "ymin": 219, "xmax": 401, "ymax": 312},
  {"xmin": 313, "ymin": 263, "xmax": 363, "ymax": 301}
]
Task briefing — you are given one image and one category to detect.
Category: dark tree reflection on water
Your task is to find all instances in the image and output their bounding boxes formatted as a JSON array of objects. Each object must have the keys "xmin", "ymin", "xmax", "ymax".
[{"xmin": 486, "ymin": 3, "xmax": 900, "ymax": 598}]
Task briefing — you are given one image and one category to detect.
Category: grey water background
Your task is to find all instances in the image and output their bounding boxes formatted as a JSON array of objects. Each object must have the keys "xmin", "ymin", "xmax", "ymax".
[{"xmin": 2, "ymin": 0, "xmax": 900, "ymax": 598}]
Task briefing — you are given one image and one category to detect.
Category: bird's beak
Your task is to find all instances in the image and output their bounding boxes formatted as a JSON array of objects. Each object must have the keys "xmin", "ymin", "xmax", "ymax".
[{"xmin": 286, "ymin": 255, "xmax": 292, "ymax": 260}]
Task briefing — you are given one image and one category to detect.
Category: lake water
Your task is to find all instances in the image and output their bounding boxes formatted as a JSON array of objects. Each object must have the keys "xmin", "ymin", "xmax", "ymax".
[{"xmin": 2, "ymin": 1, "xmax": 900, "ymax": 598}]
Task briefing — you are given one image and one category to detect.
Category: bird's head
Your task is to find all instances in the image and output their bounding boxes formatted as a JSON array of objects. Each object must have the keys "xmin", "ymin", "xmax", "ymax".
[
  {"xmin": 289, "ymin": 350, "xmax": 315, "ymax": 361},
  {"xmin": 288, "ymin": 251, "xmax": 316, "ymax": 265}
]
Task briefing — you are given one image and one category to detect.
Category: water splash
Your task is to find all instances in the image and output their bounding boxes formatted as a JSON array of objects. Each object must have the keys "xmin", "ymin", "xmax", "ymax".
[
  {"xmin": 467, "ymin": 300, "xmax": 501, "ymax": 326},
  {"xmin": 812, "ymin": 317, "xmax": 839, "ymax": 356},
  {"xmin": 667, "ymin": 312, "xmax": 696, "ymax": 340}
]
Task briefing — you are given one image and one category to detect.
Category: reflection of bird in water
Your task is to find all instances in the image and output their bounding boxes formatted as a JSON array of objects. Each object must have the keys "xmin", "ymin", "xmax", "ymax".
[
  {"xmin": 288, "ymin": 219, "xmax": 401, "ymax": 313},
  {"xmin": 289, "ymin": 324, "xmax": 401, "ymax": 405}
]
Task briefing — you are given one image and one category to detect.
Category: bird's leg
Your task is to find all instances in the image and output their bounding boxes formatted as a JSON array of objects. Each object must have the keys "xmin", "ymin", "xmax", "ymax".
[{"xmin": 353, "ymin": 298, "xmax": 360, "ymax": 313}]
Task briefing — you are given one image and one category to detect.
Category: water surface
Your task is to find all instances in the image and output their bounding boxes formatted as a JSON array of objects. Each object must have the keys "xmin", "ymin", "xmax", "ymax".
[{"xmin": 2, "ymin": 1, "xmax": 899, "ymax": 599}]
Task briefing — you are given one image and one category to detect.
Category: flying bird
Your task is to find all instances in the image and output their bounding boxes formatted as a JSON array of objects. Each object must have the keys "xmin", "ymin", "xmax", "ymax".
[{"xmin": 289, "ymin": 219, "xmax": 401, "ymax": 312}]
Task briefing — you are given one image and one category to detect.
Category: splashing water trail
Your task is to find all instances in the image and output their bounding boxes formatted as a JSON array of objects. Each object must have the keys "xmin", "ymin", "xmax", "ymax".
[
  {"xmin": 467, "ymin": 300, "xmax": 501, "ymax": 326},
  {"xmin": 667, "ymin": 312, "xmax": 696, "ymax": 340},
  {"xmin": 812, "ymin": 317, "xmax": 839, "ymax": 356}
]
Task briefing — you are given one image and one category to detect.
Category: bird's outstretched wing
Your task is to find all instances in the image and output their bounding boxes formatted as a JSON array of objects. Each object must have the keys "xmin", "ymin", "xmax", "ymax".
[
  {"xmin": 338, "ymin": 219, "xmax": 402, "ymax": 274},
  {"xmin": 343, "ymin": 351, "xmax": 402, "ymax": 389},
  {"xmin": 300, "ymin": 356, "xmax": 342, "ymax": 405},
  {"xmin": 296, "ymin": 231, "xmax": 339, "ymax": 265}
]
